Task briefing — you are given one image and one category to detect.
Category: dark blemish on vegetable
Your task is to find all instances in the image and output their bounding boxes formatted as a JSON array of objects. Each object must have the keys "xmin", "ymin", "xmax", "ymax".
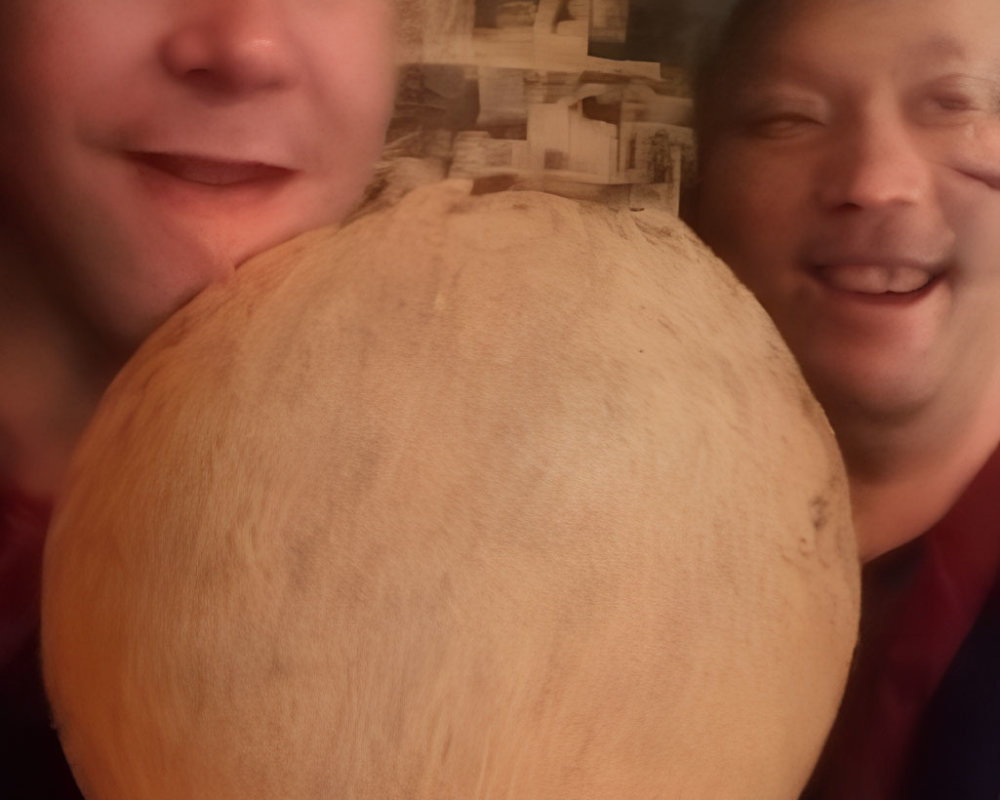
[{"xmin": 810, "ymin": 495, "xmax": 829, "ymax": 533}]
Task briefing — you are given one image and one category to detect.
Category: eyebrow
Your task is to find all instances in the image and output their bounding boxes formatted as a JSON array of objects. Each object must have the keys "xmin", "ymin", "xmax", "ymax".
[
  {"xmin": 740, "ymin": 33, "xmax": 1000, "ymax": 92},
  {"xmin": 910, "ymin": 34, "xmax": 1000, "ymax": 80},
  {"xmin": 913, "ymin": 35, "xmax": 967, "ymax": 61}
]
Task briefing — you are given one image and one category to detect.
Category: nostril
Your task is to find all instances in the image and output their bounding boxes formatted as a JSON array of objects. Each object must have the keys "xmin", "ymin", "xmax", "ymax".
[
  {"xmin": 159, "ymin": 22, "xmax": 297, "ymax": 94},
  {"xmin": 160, "ymin": 27, "xmax": 213, "ymax": 81},
  {"xmin": 181, "ymin": 67, "xmax": 214, "ymax": 86}
]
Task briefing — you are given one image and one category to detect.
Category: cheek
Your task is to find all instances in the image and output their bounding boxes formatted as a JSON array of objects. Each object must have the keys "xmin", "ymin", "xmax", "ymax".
[
  {"xmin": 2, "ymin": 14, "xmax": 141, "ymax": 180},
  {"xmin": 310, "ymin": 7, "xmax": 397, "ymax": 149},
  {"xmin": 937, "ymin": 175, "xmax": 1000, "ymax": 281},
  {"xmin": 17, "ymin": 5, "xmax": 137, "ymax": 101},
  {"xmin": 694, "ymin": 148, "xmax": 812, "ymax": 312},
  {"xmin": 697, "ymin": 150, "xmax": 793, "ymax": 265},
  {"xmin": 301, "ymin": 14, "xmax": 396, "ymax": 222}
]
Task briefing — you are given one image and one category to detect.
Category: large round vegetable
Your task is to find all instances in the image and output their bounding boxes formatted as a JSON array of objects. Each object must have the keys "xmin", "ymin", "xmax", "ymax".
[{"xmin": 43, "ymin": 181, "xmax": 859, "ymax": 800}]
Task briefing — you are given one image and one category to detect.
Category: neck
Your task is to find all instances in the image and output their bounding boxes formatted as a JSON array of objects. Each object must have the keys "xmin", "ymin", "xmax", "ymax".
[
  {"xmin": 834, "ymin": 384, "xmax": 1000, "ymax": 561},
  {"xmin": 0, "ymin": 236, "xmax": 122, "ymax": 501}
]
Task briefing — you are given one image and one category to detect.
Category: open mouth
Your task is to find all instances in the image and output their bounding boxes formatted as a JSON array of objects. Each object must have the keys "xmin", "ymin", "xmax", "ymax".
[
  {"xmin": 812, "ymin": 263, "xmax": 944, "ymax": 299},
  {"xmin": 129, "ymin": 152, "xmax": 294, "ymax": 187}
]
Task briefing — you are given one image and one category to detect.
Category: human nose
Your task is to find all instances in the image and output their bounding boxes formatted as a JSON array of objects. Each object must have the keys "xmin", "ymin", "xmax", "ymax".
[
  {"xmin": 815, "ymin": 111, "xmax": 932, "ymax": 211},
  {"xmin": 159, "ymin": 0, "xmax": 301, "ymax": 94}
]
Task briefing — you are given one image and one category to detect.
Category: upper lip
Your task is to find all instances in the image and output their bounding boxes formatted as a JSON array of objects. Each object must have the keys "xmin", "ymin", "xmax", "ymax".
[
  {"xmin": 804, "ymin": 247, "xmax": 949, "ymax": 277},
  {"xmin": 128, "ymin": 151, "xmax": 295, "ymax": 186}
]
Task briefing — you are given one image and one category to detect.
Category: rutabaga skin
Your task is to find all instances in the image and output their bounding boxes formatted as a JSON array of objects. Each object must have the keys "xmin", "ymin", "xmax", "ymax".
[{"xmin": 43, "ymin": 181, "xmax": 859, "ymax": 800}]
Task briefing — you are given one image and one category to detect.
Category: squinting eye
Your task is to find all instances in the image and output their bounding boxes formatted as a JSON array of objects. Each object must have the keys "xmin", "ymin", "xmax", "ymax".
[
  {"xmin": 914, "ymin": 93, "xmax": 987, "ymax": 127},
  {"xmin": 743, "ymin": 113, "xmax": 822, "ymax": 139},
  {"xmin": 930, "ymin": 93, "xmax": 979, "ymax": 112},
  {"xmin": 914, "ymin": 76, "xmax": 1000, "ymax": 124}
]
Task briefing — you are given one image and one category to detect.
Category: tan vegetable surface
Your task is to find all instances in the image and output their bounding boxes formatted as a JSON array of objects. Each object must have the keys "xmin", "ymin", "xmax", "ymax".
[{"xmin": 43, "ymin": 181, "xmax": 859, "ymax": 800}]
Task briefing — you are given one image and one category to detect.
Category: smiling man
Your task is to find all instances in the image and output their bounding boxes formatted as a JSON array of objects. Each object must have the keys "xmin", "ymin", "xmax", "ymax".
[
  {"xmin": 693, "ymin": 0, "xmax": 1000, "ymax": 796},
  {"xmin": 0, "ymin": 1, "xmax": 396, "ymax": 795}
]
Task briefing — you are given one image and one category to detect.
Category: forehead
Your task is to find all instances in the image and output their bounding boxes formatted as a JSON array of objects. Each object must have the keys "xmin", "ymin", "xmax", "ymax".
[{"xmin": 746, "ymin": 0, "xmax": 1000, "ymax": 83}]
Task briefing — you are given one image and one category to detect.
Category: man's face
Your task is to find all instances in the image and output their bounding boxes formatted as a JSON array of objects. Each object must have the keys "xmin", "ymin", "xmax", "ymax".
[
  {"xmin": 696, "ymin": 0, "xmax": 1000, "ymax": 432},
  {"xmin": 0, "ymin": 0, "xmax": 396, "ymax": 348}
]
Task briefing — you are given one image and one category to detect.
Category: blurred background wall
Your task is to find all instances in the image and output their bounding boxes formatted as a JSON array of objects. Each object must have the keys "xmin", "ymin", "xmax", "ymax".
[{"xmin": 381, "ymin": 0, "xmax": 739, "ymax": 215}]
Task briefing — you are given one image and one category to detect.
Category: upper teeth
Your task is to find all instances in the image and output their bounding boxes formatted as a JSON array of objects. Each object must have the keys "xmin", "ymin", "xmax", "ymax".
[{"xmin": 818, "ymin": 264, "xmax": 934, "ymax": 294}]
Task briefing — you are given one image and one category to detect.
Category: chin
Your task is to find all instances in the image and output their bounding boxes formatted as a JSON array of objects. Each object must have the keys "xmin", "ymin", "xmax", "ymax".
[
  {"xmin": 103, "ymin": 254, "xmax": 229, "ymax": 353},
  {"xmin": 800, "ymin": 357, "xmax": 938, "ymax": 435}
]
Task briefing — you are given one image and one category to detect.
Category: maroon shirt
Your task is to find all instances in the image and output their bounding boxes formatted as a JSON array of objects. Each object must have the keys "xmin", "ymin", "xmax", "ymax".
[
  {"xmin": 804, "ymin": 445, "xmax": 1000, "ymax": 799},
  {"xmin": 1, "ymin": 489, "xmax": 49, "ymax": 667},
  {"xmin": 0, "ymin": 489, "xmax": 84, "ymax": 798}
]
